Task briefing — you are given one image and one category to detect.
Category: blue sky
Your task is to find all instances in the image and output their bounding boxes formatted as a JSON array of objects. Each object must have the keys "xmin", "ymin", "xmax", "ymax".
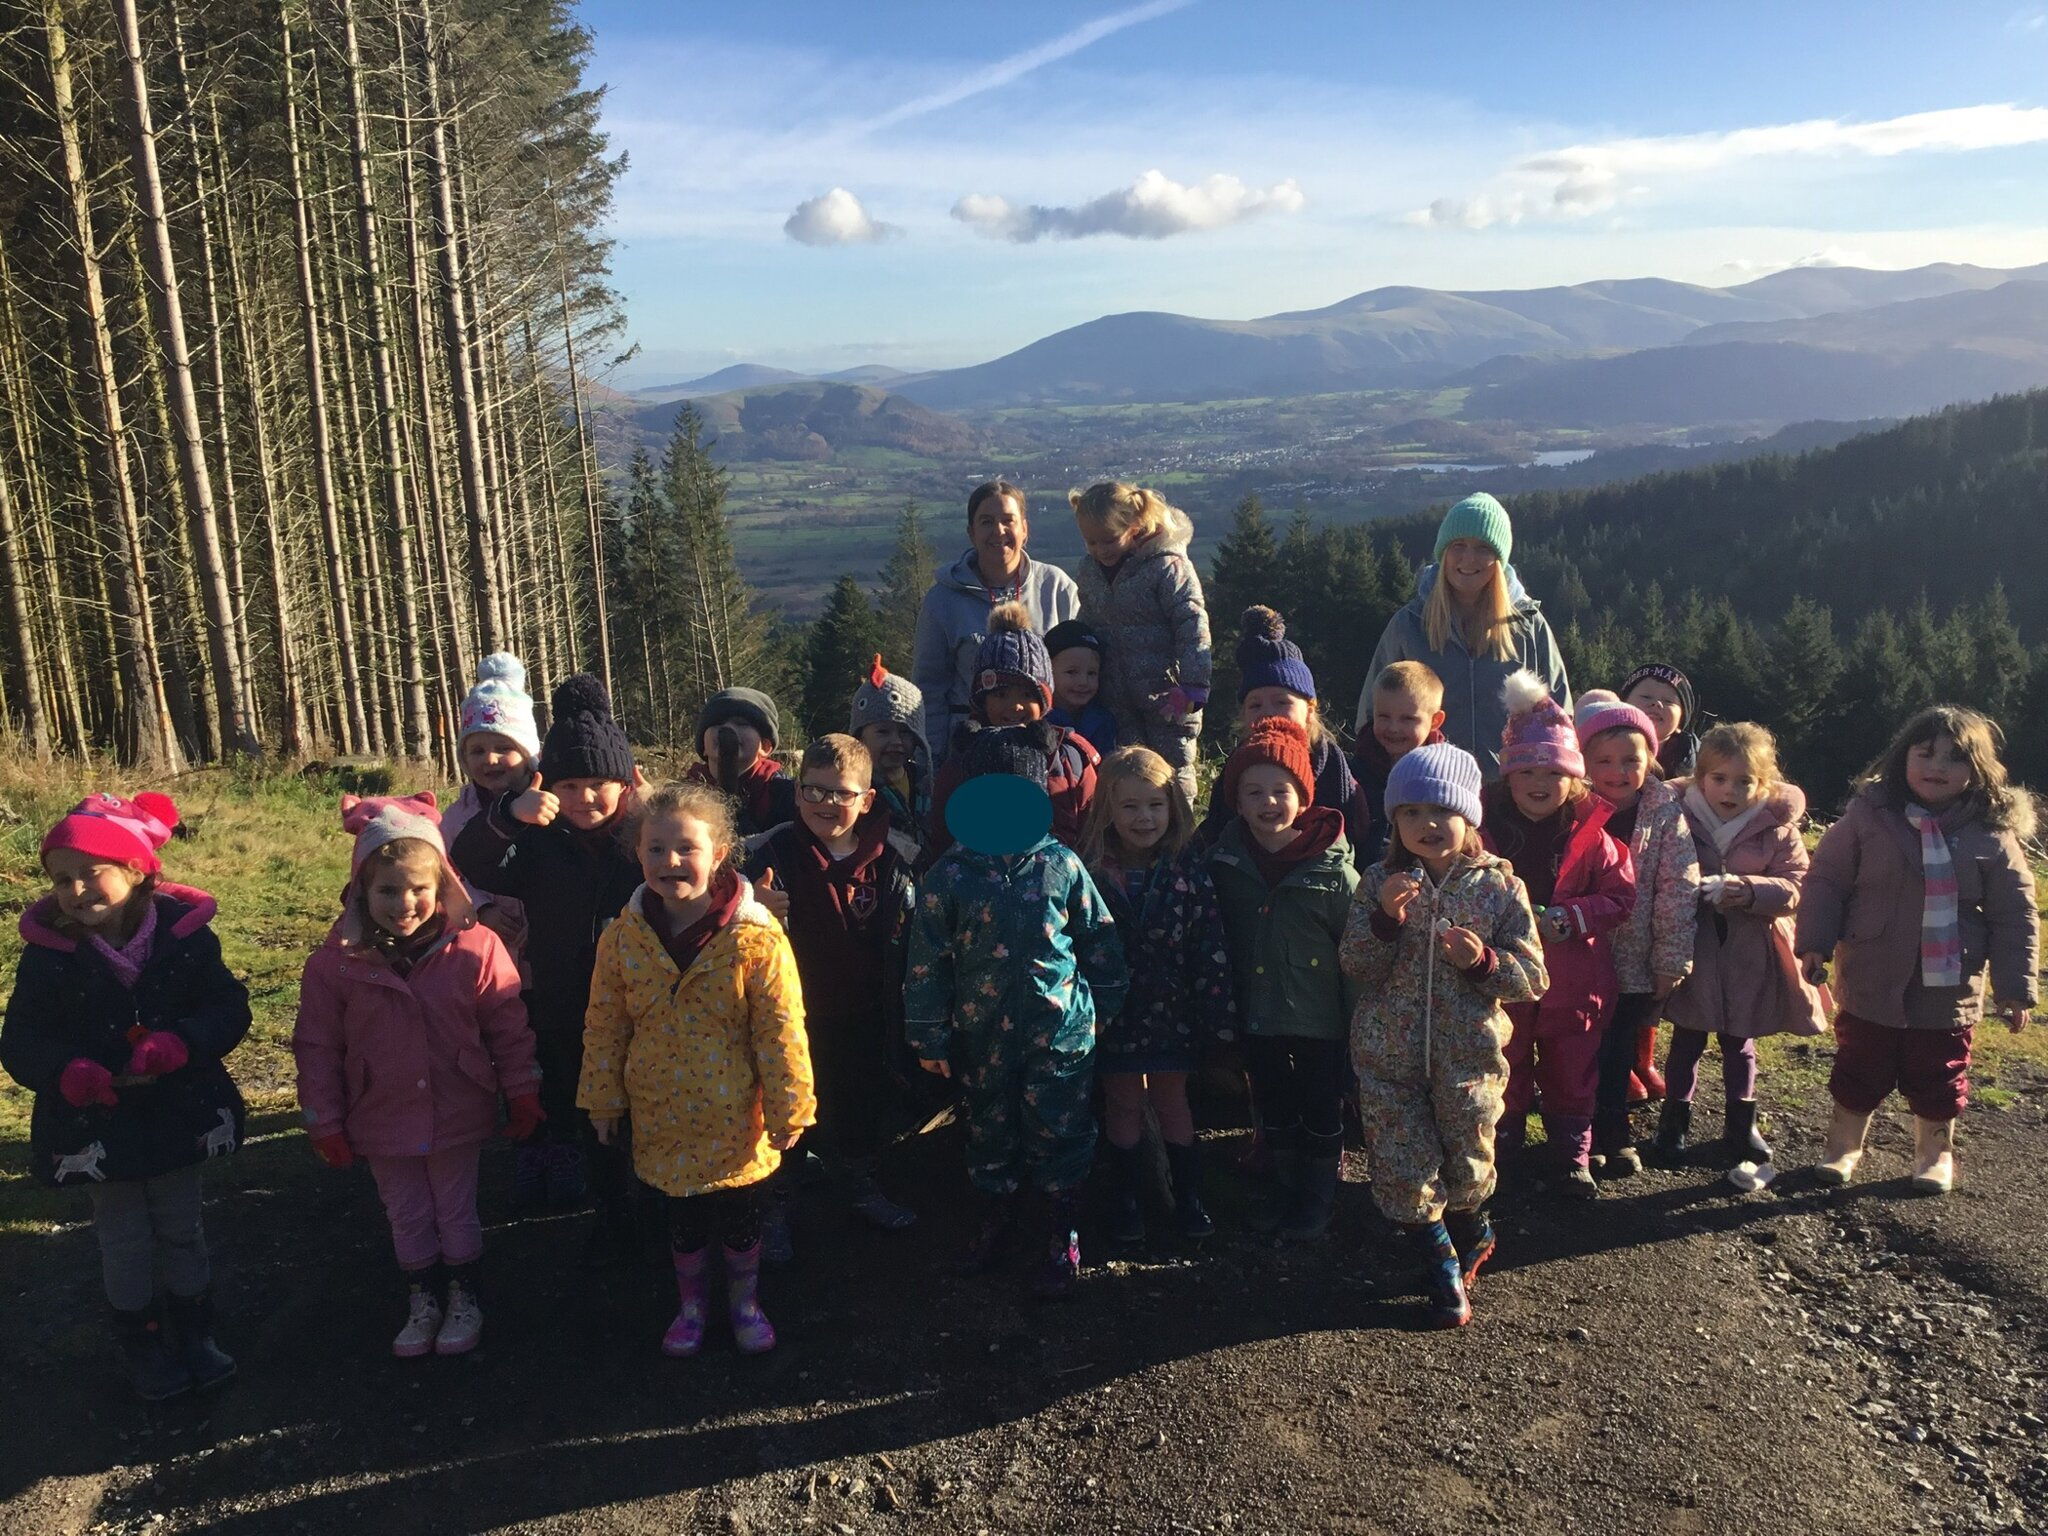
[{"xmin": 576, "ymin": 1, "xmax": 2048, "ymax": 387}]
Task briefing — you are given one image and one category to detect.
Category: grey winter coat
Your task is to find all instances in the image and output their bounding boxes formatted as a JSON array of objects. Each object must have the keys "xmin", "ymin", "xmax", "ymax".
[
  {"xmin": 1361, "ymin": 563, "xmax": 1570, "ymax": 777},
  {"xmin": 1074, "ymin": 505, "xmax": 1212, "ymax": 744},
  {"xmin": 912, "ymin": 551, "xmax": 1080, "ymax": 763},
  {"xmin": 1796, "ymin": 792, "xmax": 2039, "ymax": 1032}
]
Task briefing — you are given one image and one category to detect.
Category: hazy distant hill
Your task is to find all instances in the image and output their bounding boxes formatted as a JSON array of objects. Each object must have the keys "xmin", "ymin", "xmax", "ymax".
[
  {"xmin": 636, "ymin": 364, "xmax": 811, "ymax": 398},
  {"xmin": 889, "ymin": 263, "xmax": 2048, "ymax": 412},
  {"xmin": 627, "ymin": 381, "xmax": 987, "ymax": 462}
]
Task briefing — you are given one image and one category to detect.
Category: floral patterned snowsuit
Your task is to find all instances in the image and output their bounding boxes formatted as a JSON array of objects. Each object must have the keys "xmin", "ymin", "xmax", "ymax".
[
  {"xmin": 1340, "ymin": 853, "xmax": 1548, "ymax": 1224},
  {"xmin": 904, "ymin": 837, "xmax": 1128, "ymax": 1196}
]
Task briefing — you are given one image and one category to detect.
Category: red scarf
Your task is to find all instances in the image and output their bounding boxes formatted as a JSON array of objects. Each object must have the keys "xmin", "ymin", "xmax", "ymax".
[
  {"xmin": 642, "ymin": 869, "xmax": 742, "ymax": 977},
  {"xmin": 1245, "ymin": 805, "xmax": 1342, "ymax": 888}
]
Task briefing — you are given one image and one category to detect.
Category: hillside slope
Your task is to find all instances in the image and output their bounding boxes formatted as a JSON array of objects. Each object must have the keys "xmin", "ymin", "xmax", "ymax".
[{"xmin": 626, "ymin": 381, "xmax": 991, "ymax": 461}]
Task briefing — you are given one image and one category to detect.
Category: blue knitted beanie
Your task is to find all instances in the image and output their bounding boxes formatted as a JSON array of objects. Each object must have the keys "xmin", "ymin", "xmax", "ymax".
[
  {"xmin": 1433, "ymin": 492, "xmax": 1513, "ymax": 565},
  {"xmin": 1384, "ymin": 742, "xmax": 1485, "ymax": 828},
  {"xmin": 1233, "ymin": 606, "xmax": 1317, "ymax": 701}
]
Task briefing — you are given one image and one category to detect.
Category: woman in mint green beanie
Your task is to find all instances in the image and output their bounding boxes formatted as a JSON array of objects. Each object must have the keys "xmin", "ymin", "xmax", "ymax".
[{"xmin": 1359, "ymin": 493, "xmax": 1570, "ymax": 778}]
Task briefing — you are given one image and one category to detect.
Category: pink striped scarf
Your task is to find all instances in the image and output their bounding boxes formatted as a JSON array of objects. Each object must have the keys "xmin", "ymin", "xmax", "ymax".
[{"xmin": 1903, "ymin": 805, "xmax": 1962, "ymax": 989}]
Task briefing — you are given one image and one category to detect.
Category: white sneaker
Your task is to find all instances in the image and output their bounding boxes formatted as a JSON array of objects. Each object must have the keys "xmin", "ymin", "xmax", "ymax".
[
  {"xmin": 435, "ymin": 1282, "xmax": 483, "ymax": 1355},
  {"xmin": 392, "ymin": 1288, "xmax": 442, "ymax": 1358}
]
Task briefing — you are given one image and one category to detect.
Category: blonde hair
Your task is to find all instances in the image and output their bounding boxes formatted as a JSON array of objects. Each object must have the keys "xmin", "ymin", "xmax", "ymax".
[
  {"xmin": 630, "ymin": 780, "xmax": 740, "ymax": 877},
  {"xmin": 1423, "ymin": 565, "xmax": 1517, "ymax": 661},
  {"xmin": 1696, "ymin": 722, "xmax": 1781, "ymax": 791},
  {"xmin": 801, "ymin": 733, "xmax": 873, "ymax": 787},
  {"xmin": 1083, "ymin": 746, "xmax": 1195, "ymax": 869},
  {"xmin": 1068, "ymin": 481, "xmax": 1171, "ymax": 542},
  {"xmin": 1856, "ymin": 705, "xmax": 2037, "ymax": 840},
  {"xmin": 1374, "ymin": 660, "xmax": 1444, "ymax": 711}
]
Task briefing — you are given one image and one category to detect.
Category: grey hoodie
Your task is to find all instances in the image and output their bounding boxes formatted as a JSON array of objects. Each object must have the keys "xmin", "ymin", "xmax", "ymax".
[
  {"xmin": 912, "ymin": 550, "xmax": 1080, "ymax": 763},
  {"xmin": 1361, "ymin": 562, "xmax": 1570, "ymax": 778}
]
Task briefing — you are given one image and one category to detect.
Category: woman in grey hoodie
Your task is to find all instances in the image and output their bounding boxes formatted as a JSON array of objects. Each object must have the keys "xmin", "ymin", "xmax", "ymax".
[
  {"xmin": 1361, "ymin": 492, "xmax": 1569, "ymax": 778},
  {"xmin": 914, "ymin": 480, "xmax": 1080, "ymax": 764}
]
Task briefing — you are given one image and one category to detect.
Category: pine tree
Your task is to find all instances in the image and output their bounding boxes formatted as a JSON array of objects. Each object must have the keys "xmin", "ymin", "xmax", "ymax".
[
  {"xmin": 1966, "ymin": 581, "xmax": 2029, "ymax": 723},
  {"xmin": 612, "ymin": 448, "xmax": 679, "ymax": 741},
  {"xmin": 1763, "ymin": 597, "xmax": 1843, "ymax": 790},
  {"xmin": 663, "ymin": 404, "xmax": 773, "ymax": 722},
  {"xmin": 803, "ymin": 575, "xmax": 883, "ymax": 741},
  {"xmin": 1202, "ymin": 494, "xmax": 1279, "ymax": 737},
  {"xmin": 872, "ymin": 498, "xmax": 935, "ymax": 677}
]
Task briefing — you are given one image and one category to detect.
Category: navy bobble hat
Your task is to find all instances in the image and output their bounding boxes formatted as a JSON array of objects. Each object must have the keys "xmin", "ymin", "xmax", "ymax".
[
  {"xmin": 1234, "ymin": 605, "xmax": 1317, "ymax": 701},
  {"xmin": 971, "ymin": 602, "xmax": 1055, "ymax": 714},
  {"xmin": 1384, "ymin": 742, "xmax": 1485, "ymax": 828},
  {"xmin": 539, "ymin": 674, "xmax": 635, "ymax": 785}
]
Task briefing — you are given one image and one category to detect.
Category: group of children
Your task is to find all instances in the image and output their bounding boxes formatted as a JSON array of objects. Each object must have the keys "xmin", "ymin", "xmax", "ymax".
[{"xmin": 5, "ymin": 481, "xmax": 2039, "ymax": 1399}]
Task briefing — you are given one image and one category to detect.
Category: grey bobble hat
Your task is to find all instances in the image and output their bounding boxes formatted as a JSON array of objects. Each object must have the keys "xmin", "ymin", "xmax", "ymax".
[{"xmin": 849, "ymin": 653, "xmax": 927, "ymax": 750}]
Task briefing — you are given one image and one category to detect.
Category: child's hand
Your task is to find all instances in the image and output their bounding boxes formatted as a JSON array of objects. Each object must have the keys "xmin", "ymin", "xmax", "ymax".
[
  {"xmin": 1653, "ymin": 973, "xmax": 1683, "ymax": 1001},
  {"xmin": 125, "ymin": 1030, "xmax": 188, "ymax": 1077},
  {"xmin": 918, "ymin": 1057, "xmax": 952, "ymax": 1078},
  {"xmin": 756, "ymin": 867, "xmax": 790, "ymax": 922},
  {"xmin": 592, "ymin": 1116, "xmax": 621, "ymax": 1145},
  {"xmin": 502, "ymin": 1093, "xmax": 545, "ymax": 1142},
  {"xmin": 1439, "ymin": 925, "xmax": 1485, "ymax": 969},
  {"xmin": 58, "ymin": 1057, "xmax": 117, "ymax": 1109},
  {"xmin": 1715, "ymin": 877, "xmax": 1752, "ymax": 911},
  {"xmin": 768, "ymin": 1128, "xmax": 802, "ymax": 1151},
  {"xmin": 511, "ymin": 773, "xmax": 558, "ymax": 827},
  {"xmin": 1542, "ymin": 907, "xmax": 1572, "ymax": 942},
  {"xmin": 1799, "ymin": 951, "xmax": 1829, "ymax": 986},
  {"xmin": 310, "ymin": 1130, "xmax": 354, "ymax": 1169},
  {"xmin": 1998, "ymin": 1001, "xmax": 2031, "ymax": 1032},
  {"xmin": 1380, "ymin": 872, "xmax": 1421, "ymax": 921}
]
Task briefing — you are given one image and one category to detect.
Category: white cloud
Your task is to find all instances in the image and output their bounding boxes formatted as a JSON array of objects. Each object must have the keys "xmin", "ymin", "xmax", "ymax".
[
  {"xmin": 860, "ymin": 0, "xmax": 1191, "ymax": 135},
  {"xmin": 1413, "ymin": 103, "xmax": 2048, "ymax": 229},
  {"xmin": 952, "ymin": 169, "xmax": 1306, "ymax": 242},
  {"xmin": 2009, "ymin": 7, "xmax": 2048, "ymax": 33},
  {"xmin": 1788, "ymin": 246, "xmax": 1875, "ymax": 269},
  {"xmin": 783, "ymin": 188, "xmax": 898, "ymax": 246}
]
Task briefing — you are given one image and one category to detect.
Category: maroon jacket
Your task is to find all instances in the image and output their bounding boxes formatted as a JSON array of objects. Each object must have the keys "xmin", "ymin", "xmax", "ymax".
[{"xmin": 1486, "ymin": 794, "xmax": 1635, "ymax": 1037}]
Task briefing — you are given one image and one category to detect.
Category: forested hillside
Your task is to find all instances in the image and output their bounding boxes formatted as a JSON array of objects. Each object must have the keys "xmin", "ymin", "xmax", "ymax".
[{"xmin": 0, "ymin": 0, "xmax": 625, "ymax": 770}]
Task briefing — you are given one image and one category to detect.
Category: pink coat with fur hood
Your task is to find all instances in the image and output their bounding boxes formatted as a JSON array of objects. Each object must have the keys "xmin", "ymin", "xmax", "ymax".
[
  {"xmin": 293, "ymin": 801, "xmax": 538, "ymax": 1159},
  {"xmin": 1663, "ymin": 779, "xmax": 1828, "ymax": 1040}
]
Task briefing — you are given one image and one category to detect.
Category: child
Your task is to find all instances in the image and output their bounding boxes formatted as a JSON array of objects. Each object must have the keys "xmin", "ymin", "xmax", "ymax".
[
  {"xmin": 1481, "ymin": 675, "xmax": 1635, "ymax": 1199},
  {"xmin": 1044, "ymin": 619, "xmax": 1119, "ymax": 755},
  {"xmin": 438, "ymin": 652, "xmax": 553, "ymax": 1206},
  {"xmin": 449, "ymin": 673, "xmax": 646, "ymax": 1266},
  {"xmin": 1574, "ymin": 690, "xmax": 1698, "ymax": 1176},
  {"xmin": 580, "ymin": 782, "xmax": 815, "ymax": 1356},
  {"xmin": 1341, "ymin": 746, "xmax": 1547, "ymax": 1328},
  {"xmin": 2, "ymin": 793, "xmax": 250, "ymax": 1400},
  {"xmin": 1797, "ymin": 707, "xmax": 2039, "ymax": 1193},
  {"xmin": 746, "ymin": 735, "xmax": 920, "ymax": 1234},
  {"xmin": 1069, "ymin": 482, "xmax": 1211, "ymax": 802},
  {"xmin": 849, "ymin": 653, "xmax": 933, "ymax": 862},
  {"xmin": 294, "ymin": 795, "xmax": 542, "ymax": 1358},
  {"xmin": 1208, "ymin": 717, "xmax": 1360, "ymax": 1239},
  {"xmin": 905, "ymin": 722, "xmax": 1129, "ymax": 1298},
  {"xmin": 1352, "ymin": 660, "xmax": 1448, "ymax": 865},
  {"xmin": 1620, "ymin": 662, "xmax": 1699, "ymax": 781},
  {"xmin": 1655, "ymin": 723, "xmax": 1828, "ymax": 1185},
  {"xmin": 689, "ymin": 687, "xmax": 798, "ymax": 838},
  {"xmin": 925, "ymin": 603, "xmax": 1100, "ymax": 862},
  {"xmin": 1082, "ymin": 746, "xmax": 1237, "ymax": 1242}
]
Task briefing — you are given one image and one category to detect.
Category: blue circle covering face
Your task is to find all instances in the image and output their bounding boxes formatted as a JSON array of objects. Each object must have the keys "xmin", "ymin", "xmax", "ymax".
[{"xmin": 945, "ymin": 775, "xmax": 1053, "ymax": 855}]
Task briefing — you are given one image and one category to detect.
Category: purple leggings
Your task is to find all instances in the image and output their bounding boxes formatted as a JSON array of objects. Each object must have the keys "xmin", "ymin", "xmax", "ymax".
[{"xmin": 1663, "ymin": 1027, "xmax": 1757, "ymax": 1105}]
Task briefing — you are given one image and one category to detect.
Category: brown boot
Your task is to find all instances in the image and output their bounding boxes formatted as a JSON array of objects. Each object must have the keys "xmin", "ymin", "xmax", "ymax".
[{"xmin": 1814, "ymin": 1103, "xmax": 1873, "ymax": 1187}]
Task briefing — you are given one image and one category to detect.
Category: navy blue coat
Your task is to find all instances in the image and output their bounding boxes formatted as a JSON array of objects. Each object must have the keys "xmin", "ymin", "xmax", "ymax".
[{"xmin": 2, "ymin": 885, "xmax": 250, "ymax": 1187}]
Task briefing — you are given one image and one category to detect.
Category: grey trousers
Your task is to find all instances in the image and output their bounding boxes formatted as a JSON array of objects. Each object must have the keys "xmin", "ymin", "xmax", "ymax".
[{"xmin": 87, "ymin": 1163, "xmax": 209, "ymax": 1311}]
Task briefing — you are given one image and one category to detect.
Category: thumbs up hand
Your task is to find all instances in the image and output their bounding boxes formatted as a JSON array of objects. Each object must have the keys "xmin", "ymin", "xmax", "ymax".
[
  {"xmin": 756, "ymin": 865, "xmax": 791, "ymax": 923},
  {"xmin": 512, "ymin": 773, "xmax": 558, "ymax": 827}
]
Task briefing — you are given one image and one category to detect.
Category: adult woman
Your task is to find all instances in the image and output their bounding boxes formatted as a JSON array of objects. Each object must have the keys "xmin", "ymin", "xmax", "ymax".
[
  {"xmin": 914, "ymin": 480, "xmax": 1080, "ymax": 764},
  {"xmin": 1361, "ymin": 492, "xmax": 1569, "ymax": 778}
]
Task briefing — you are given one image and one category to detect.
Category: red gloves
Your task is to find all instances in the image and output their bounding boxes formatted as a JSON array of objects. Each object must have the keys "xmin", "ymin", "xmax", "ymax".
[
  {"xmin": 126, "ymin": 1030, "xmax": 189, "ymax": 1076},
  {"xmin": 502, "ymin": 1093, "xmax": 546, "ymax": 1143},
  {"xmin": 59, "ymin": 1057, "xmax": 118, "ymax": 1109},
  {"xmin": 311, "ymin": 1131, "xmax": 355, "ymax": 1169}
]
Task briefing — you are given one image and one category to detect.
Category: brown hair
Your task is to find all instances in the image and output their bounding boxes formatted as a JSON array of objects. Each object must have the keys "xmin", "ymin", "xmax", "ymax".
[
  {"xmin": 45, "ymin": 870, "xmax": 159, "ymax": 941},
  {"xmin": 1695, "ymin": 722, "xmax": 1781, "ymax": 791},
  {"xmin": 1083, "ymin": 746, "xmax": 1195, "ymax": 869},
  {"xmin": 967, "ymin": 479, "xmax": 1025, "ymax": 528},
  {"xmin": 630, "ymin": 780, "xmax": 740, "ymax": 876},
  {"xmin": 1374, "ymin": 660, "xmax": 1445, "ymax": 711},
  {"xmin": 1381, "ymin": 810, "xmax": 1484, "ymax": 872},
  {"xmin": 801, "ymin": 733, "xmax": 873, "ymax": 787},
  {"xmin": 1855, "ymin": 704, "xmax": 2037, "ymax": 839},
  {"xmin": 360, "ymin": 837, "xmax": 441, "ymax": 878},
  {"xmin": 1068, "ymin": 481, "xmax": 1172, "ymax": 542}
]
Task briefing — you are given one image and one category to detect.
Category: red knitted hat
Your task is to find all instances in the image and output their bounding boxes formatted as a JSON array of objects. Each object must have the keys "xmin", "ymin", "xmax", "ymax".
[
  {"xmin": 1223, "ymin": 716, "xmax": 1315, "ymax": 809},
  {"xmin": 41, "ymin": 792, "xmax": 179, "ymax": 874}
]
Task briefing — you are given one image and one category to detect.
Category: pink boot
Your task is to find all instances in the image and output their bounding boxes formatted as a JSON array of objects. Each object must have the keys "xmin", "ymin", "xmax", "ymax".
[
  {"xmin": 662, "ymin": 1249, "xmax": 709, "ymax": 1357},
  {"xmin": 723, "ymin": 1242, "xmax": 777, "ymax": 1354}
]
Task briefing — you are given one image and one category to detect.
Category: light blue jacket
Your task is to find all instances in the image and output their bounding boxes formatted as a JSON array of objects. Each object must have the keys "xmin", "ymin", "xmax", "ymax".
[
  {"xmin": 1361, "ymin": 563, "xmax": 1570, "ymax": 778},
  {"xmin": 912, "ymin": 550, "xmax": 1080, "ymax": 763}
]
